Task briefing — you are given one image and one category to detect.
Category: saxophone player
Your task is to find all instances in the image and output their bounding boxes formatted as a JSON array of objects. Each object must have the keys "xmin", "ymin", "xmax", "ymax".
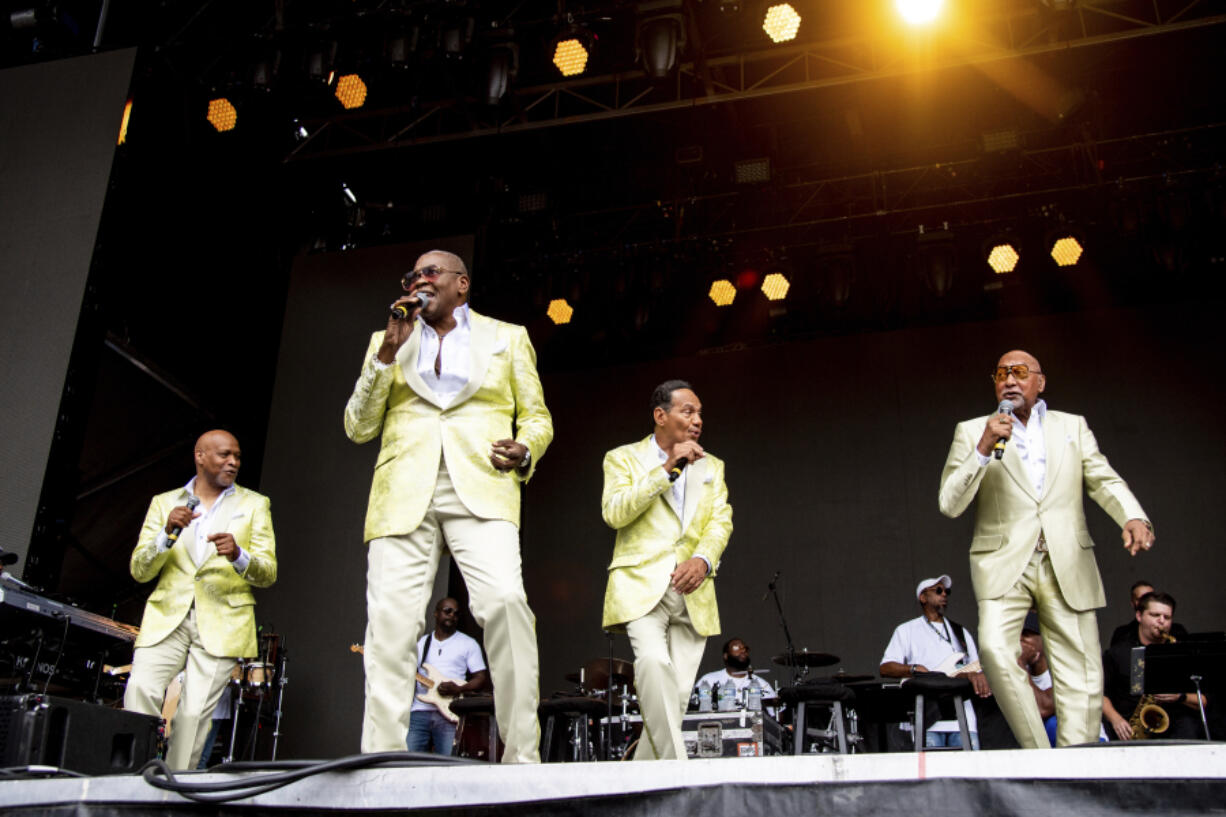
[{"xmin": 1101, "ymin": 592, "xmax": 1207, "ymax": 740}]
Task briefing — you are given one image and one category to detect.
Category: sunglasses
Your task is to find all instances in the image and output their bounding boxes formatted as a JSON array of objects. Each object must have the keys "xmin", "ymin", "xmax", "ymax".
[
  {"xmin": 929, "ymin": 586, "xmax": 950, "ymax": 596},
  {"xmin": 438, "ymin": 607, "xmax": 460, "ymax": 615},
  {"xmin": 402, "ymin": 265, "xmax": 461, "ymax": 289},
  {"xmin": 991, "ymin": 364, "xmax": 1042, "ymax": 383}
]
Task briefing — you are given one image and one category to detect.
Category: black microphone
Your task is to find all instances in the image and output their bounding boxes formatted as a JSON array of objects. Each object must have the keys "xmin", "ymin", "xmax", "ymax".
[
  {"xmin": 391, "ymin": 292, "xmax": 430, "ymax": 320},
  {"xmin": 166, "ymin": 495, "xmax": 201, "ymax": 548},
  {"xmin": 668, "ymin": 457, "xmax": 687, "ymax": 483},
  {"xmin": 762, "ymin": 570, "xmax": 780, "ymax": 602},
  {"xmin": 993, "ymin": 400, "xmax": 1014, "ymax": 460}
]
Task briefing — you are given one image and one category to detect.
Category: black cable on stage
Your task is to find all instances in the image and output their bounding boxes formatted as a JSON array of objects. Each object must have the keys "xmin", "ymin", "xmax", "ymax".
[{"xmin": 139, "ymin": 751, "xmax": 477, "ymax": 804}]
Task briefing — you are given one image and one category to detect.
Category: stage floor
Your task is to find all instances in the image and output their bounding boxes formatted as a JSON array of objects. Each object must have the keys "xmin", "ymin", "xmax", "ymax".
[{"xmin": 3, "ymin": 743, "xmax": 1225, "ymax": 816}]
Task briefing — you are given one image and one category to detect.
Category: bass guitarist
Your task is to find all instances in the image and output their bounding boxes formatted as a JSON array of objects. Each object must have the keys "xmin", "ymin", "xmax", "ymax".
[{"xmin": 408, "ymin": 597, "xmax": 489, "ymax": 754}]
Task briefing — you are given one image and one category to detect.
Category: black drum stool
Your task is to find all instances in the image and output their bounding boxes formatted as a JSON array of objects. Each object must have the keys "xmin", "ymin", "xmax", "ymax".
[
  {"xmin": 538, "ymin": 696, "xmax": 609, "ymax": 762},
  {"xmin": 778, "ymin": 681, "xmax": 857, "ymax": 754}
]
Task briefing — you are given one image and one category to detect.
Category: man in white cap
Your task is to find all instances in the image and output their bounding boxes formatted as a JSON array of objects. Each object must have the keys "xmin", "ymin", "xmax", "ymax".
[{"xmin": 880, "ymin": 575, "xmax": 991, "ymax": 749}]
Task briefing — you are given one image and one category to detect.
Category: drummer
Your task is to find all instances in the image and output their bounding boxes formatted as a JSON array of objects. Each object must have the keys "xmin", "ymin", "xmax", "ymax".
[{"xmin": 695, "ymin": 638, "xmax": 776, "ymax": 715}]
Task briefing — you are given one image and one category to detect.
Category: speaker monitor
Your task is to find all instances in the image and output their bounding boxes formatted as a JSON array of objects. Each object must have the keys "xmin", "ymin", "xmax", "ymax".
[{"xmin": 0, "ymin": 694, "xmax": 161, "ymax": 775}]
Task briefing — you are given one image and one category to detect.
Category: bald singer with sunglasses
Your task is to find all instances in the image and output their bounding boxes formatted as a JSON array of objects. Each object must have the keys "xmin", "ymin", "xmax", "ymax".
[
  {"xmin": 938, "ymin": 350, "xmax": 1154, "ymax": 748},
  {"xmin": 345, "ymin": 250, "xmax": 553, "ymax": 761}
]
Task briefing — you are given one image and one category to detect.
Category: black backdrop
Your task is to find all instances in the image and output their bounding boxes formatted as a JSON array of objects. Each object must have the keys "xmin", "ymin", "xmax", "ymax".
[{"xmin": 260, "ymin": 241, "xmax": 1225, "ymax": 758}]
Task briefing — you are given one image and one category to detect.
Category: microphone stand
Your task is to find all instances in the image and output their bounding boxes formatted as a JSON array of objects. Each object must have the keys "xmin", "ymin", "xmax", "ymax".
[
  {"xmin": 604, "ymin": 630, "xmax": 615, "ymax": 761},
  {"xmin": 766, "ymin": 573, "xmax": 804, "ymax": 686}
]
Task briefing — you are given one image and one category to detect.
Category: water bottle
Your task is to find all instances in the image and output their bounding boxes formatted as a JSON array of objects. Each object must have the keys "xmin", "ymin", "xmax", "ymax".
[
  {"xmin": 698, "ymin": 680, "xmax": 712, "ymax": 712},
  {"xmin": 747, "ymin": 684, "xmax": 762, "ymax": 712},
  {"xmin": 717, "ymin": 681, "xmax": 736, "ymax": 711}
]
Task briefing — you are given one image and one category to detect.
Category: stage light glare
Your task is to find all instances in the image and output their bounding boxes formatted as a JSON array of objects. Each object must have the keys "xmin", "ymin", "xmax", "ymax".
[
  {"xmin": 762, "ymin": 4, "xmax": 801, "ymax": 43},
  {"xmin": 896, "ymin": 0, "xmax": 944, "ymax": 25},
  {"xmin": 553, "ymin": 38, "xmax": 589, "ymax": 76},
  {"xmin": 761, "ymin": 272, "xmax": 790, "ymax": 300},
  {"xmin": 1050, "ymin": 236, "xmax": 1083, "ymax": 267},
  {"xmin": 206, "ymin": 98, "xmax": 237, "ymax": 132},
  {"xmin": 335, "ymin": 74, "xmax": 368, "ymax": 109},
  {"xmin": 547, "ymin": 298, "xmax": 574, "ymax": 324},
  {"xmin": 987, "ymin": 243, "xmax": 1020, "ymax": 274},
  {"xmin": 117, "ymin": 98, "xmax": 133, "ymax": 145},
  {"xmin": 708, "ymin": 280, "xmax": 736, "ymax": 306}
]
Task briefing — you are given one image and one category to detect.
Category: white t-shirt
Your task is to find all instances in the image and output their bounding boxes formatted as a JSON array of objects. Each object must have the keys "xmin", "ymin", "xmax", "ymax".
[
  {"xmin": 412, "ymin": 629, "xmax": 486, "ymax": 713},
  {"xmin": 880, "ymin": 615, "xmax": 979, "ymax": 734}
]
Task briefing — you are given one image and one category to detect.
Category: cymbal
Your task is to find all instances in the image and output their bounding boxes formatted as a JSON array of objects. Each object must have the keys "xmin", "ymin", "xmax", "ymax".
[
  {"xmin": 829, "ymin": 672, "xmax": 874, "ymax": 684},
  {"xmin": 772, "ymin": 650, "xmax": 840, "ymax": 668},
  {"xmin": 571, "ymin": 657, "xmax": 635, "ymax": 690}
]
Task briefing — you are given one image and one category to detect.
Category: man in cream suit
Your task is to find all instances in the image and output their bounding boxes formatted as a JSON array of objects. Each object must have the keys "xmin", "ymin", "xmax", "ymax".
[
  {"xmin": 938, "ymin": 350, "xmax": 1154, "ymax": 747},
  {"xmin": 124, "ymin": 430, "xmax": 277, "ymax": 770},
  {"xmin": 345, "ymin": 250, "xmax": 552, "ymax": 761},
  {"xmin": 602, "ymin": 380, "xmax": 733, "ymax": 760}
]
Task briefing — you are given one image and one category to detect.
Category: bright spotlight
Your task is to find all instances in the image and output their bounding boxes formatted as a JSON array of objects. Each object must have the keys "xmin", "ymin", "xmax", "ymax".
[
  {"xmin": 547, "ymin": 298, "xmax": 574, "ymax": 324},
  {"xmin": 708, "ymin": 280, "xmax": 736, "ymax": 306},
  {"xmin": 761, "ymin": 272, "xmax": 790, "ymax": 300},
  {"xmin": 986, "ymin": 243, "xmax": 1020, "ymax": 274},
  {"xmin": 552, "ymin": 38, "xmax": 589, "ymax": 76},
  {"xmin": 762, "ymin": 4, "xmax": 801, "ymax": 43},
  {"xmin": 335, "ymin": 74, "xmax": 367, "ymax": 109},
  {"xmin": 896, "ymin": 0, "xmax": 944, "ymax": 26},
  {"xmin": 207, "ymin": 98, "xmax": 237, "ymax": 132},
  {"xmin": 1050, "ymin": 236, "xmax": 1083, "ymax": 267}
]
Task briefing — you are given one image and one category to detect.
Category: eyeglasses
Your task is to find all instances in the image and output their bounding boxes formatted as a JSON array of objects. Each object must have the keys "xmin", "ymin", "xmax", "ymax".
[
  {"xmin": 991, "ymin": 364, "xmax": 1042, "ymax": 383},
  {"xmin": 402, "ymin": 265, "xmax": 461, "ymax": 289},
  {"xmin": 929, "ymin": 586, "xmax": 950, "ymax": 596}
]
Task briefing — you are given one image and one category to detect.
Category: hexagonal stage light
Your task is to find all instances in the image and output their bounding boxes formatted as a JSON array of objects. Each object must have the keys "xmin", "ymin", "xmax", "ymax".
[
  {"xmin": 1050, "ymin": 235, "xmax": 1084, "ymax": 267},
  {"xmin": 708, "ymin": 280, "xmax": 736, "ymax": 306},
  {"xmin": 207, "ymin": 98, "xmax": 237, "ymax": 132},
  {"xmin": 761, "ymin": 272, "xmax": 790, "ymax": 300},
  {"xmin": 335, "ymin": 74, "xmax": 368, "ymax": 109},
  {"xmin": 547, "ymin": 298, "xmax": 574, "ymax": 324},
  {"xmin": 986, "ymin": 242, "xmax": 1020, "ymax": 274},
  {"xmin": 762, "ymin": 4, "xmax": 801, "ymax": 43}
]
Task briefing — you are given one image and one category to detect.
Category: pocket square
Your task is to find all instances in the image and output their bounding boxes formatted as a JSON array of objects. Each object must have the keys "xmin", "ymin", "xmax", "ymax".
[
  {"xmin": 231, "ymin": 511, "xmax": 247, "ymax": 519},
  {"xmin": 492, "ymin": 339, "xmax": 509, "ymax": 354},
  {"xmin": 703, "ymin": 474, "xmax": 714, "ymax": 484}
]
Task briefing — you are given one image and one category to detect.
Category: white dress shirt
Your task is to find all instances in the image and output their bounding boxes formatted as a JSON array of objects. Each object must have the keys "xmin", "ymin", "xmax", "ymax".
[
  {"xmin": 976, "ymin": 398, "xmax": 1048, "ymax": 498},
  {"xmin": 417, "ymin": 304, "xmax": 472, "ymax": 406},
  {"xmin": 154, "ymin": 477, "xmax": 249, "ymax": 573}
]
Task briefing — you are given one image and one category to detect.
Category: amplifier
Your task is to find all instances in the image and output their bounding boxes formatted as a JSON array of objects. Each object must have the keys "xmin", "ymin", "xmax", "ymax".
[
  {"xmin": 0, "ymin": 694, "xmax": 161, "ymax": 775},
  {"xmin": 682, "ymin": 710, "xmax": 772, "ymax": 758}
]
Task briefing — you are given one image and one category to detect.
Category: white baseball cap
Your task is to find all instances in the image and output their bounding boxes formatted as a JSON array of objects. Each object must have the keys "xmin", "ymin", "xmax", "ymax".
[{"xmin": 915, "ymin": 575, "xmax": 952, "ymax": 600}]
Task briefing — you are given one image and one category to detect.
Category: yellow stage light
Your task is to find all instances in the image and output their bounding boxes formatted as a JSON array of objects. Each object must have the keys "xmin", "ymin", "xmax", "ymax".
[
  {"xmin": 118, "ymin": 98, "xmax": 133, "ymax": 145},
  {"xmin": 896, "ymin": 0, "xmax": 944, "ymax": 25},
  {"xmin": 552, "ymin": 38, "xmax": 589, "ymax": 77},
  {"xmin": 335, "ymin": 74, "xmax": 368, "ymax": 109},
  {"xmin": 762, "ymin": 4, "xmax": 801, "ymax": 43},
  {"xmin": 987, "ymin": 243, "xmax": 1020, "ymax": 274},
  {"xmin": 1050, "ymin": 236, "xmax": 1083, "ymax": 267},
  {"xmin": 761, "ymin": 272, "xmax": 790, "ymax": 300},
  {"xmin": 547, "ymin": 298, "xmax": 574, "ymax": 324},
  {"xmin": 708, "ymin": 280, "xmax": 736, "ymax": 306},
  {"xmin": 206, "ymin": 98, "xmax": 237, "ymax": 132}
]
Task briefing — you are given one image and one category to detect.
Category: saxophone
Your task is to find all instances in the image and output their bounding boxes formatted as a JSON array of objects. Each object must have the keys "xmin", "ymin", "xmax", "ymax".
[{"xmin": 1127, "ymin": 630, "xmax": 1176, "ymax": 740}]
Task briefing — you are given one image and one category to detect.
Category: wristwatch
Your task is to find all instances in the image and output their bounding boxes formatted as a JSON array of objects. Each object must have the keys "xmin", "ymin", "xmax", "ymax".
[
  {"xmin": 517, "ymin": 448, "xmax": 532, "ymax": 473},
  {"xmin": 910, "ymin": 664, "xmax": 919, "ymax": 676}
]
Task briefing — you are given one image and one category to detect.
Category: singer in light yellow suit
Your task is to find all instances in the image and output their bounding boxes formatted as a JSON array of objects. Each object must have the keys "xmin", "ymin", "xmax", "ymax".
[
  {"xmin": 124, "ymin": 430, "xmax": 277, "ymax": 770},
  {"xmin": 602, "ymin": 380, "xmax": 732, "ymax": 759},
  {"xmin": 939, "ymin": 350, "xmax": 1152, "ymax": 748},
  {"xmin": 345, "ymin": 250, "xmax": 552, "ymax": 761}
]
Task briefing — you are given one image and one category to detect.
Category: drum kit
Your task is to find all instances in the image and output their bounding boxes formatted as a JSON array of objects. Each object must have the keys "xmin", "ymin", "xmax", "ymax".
[
  {"xmin": 540, "ymin": 648, "xmax": 875, "ymax": 760},
  {"xmin": 222, "ymin": 632, "xmax": 287, "ymax": 762}
]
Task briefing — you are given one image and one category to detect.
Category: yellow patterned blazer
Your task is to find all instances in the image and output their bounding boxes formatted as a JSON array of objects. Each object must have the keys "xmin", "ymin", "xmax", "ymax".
[
  {"xmin": 130, "ymin": 485, "xmax": 277, "ymax": 658},
  {"xmin": 344, "ymin": 310, "xmax": 553, "ymax": 542},
  {"xmin": 939, "ymin": 409, "xmax": 1148, "ymax": 611},
  {"xmin": 601, "ymin": 436, "xmax": 733, "ymax": 637}
]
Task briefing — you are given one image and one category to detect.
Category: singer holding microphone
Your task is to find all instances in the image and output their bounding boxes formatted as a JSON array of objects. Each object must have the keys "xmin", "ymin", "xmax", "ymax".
[
  {"xmin": 344, "ymin": 250, "xmax": 552, "ymax": 761},
  {"xmin": 938, "ymin": 350, "xmax": 1153, "ymax": 748},
  {"xmin": 601, "ymin": 380, "xmax": 732, "ymax": 759},
  {"xmin": 123, "ymin": 430, "xmax": 277, "ymax": 770}
]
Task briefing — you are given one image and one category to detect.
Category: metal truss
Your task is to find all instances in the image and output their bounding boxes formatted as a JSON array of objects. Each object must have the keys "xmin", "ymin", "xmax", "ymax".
[{"xmin": 285, "ymin": 0, "xmax": 1226, "ymax": 161}]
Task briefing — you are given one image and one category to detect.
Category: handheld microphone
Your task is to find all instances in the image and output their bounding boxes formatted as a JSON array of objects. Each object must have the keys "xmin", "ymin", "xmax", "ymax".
[
  {"xmin": 668, "ymin": 457, "xmax": 687, "ymax": 483},
  {"xmin": 993, "ymin": 400, "xmax": 1014, "ymax": 460},
  {"xmin": 391, "ymin": 292, "xmax": 430, "ymax": 320},
  {"xmin": 167, "ymin": 495, "xmax": 201, "ymax": 548}
]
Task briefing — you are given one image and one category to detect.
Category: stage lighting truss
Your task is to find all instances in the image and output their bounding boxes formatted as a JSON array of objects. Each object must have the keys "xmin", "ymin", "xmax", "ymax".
[
  {"xmin": 1050, "ymin": 235, "xmax": 1084, "ymax": 267},
  {"xmin": 547, "ymin": 298, "xmax": 574, "ymax": 324},
  {"xmin": 761, "ymin": 272, "xmax": 790, "ymax": 301},
  {"xmin": 334, "ymin": 73, "xmax": 368, "ymax": 109},
  {"xmin": 207, "ymin": 97, "xmax": 238, "ymax": 132},
  {"xmin": 985, "ymin": 239, "xmax": 1020, "ymax": 274},
  {"xmin": 708, "ymin": 279, "xmax": 736, "ymax": 306},
  {"xmin": 762, "ymin": 3, "xmax": 801, "ymax": 43}
]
